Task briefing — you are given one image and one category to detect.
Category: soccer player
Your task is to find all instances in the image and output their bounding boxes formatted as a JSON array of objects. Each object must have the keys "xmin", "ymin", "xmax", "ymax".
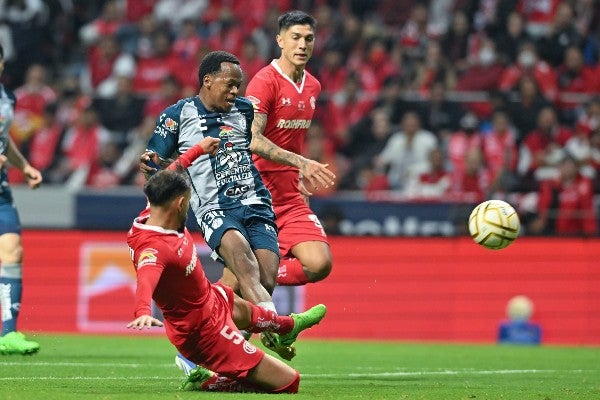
[
  {"xmin": 227, "ymin": 10, "xmax": 335, "ymax": 289},
  {"xmin": 0, "ymin": 44, "xmax": 43, "ymax": 355},
  {"xmin": 142, "ymin": 50, "xmax": 280, "ymax": 314},
  {"xmin": 127, "ymin": 166, "xmax": 326, "ymax": 393}
]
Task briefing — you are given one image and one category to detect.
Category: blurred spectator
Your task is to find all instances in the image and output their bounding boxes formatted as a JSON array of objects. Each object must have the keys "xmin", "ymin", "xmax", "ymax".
[
  {"xmin": 79, "ymin": 0, "xmax": 124, "ymax": 46},
  {"xmin": 482, "ymin": 109, "xmax": 519, "ymax": 193},
  {"xmin": 472, "ymin": 0, "xmax": 517, "ymax": 38},
  {"xmin": 413, "ymin": 40, "xmax": 457, "ymax": 94},
  {"xmin": 117, "ymin": 12, "xmax": 160, "ymax": 59},
  {"xmin": 153, "ymin": 0, "xmax": 207, "ymax": 32},
  {"xmin": 499, "ymin": 41, "xmax": 558, "ymax": 102},
  {"xmin": 405, "ymin": 147, "xmax": 451, "ymax": 199},
  {"xmin": 517, "ymin": 0, "xmax": 561, "ymax": 39},
  {"xmin": 556, "ymin": 45, "xmax": 599, "ymax": 124},
  {"xmin": 496, "ymin": 12, "xmax": 532, "ymax": 64},
  {"xmin": 353, "ymin": 37, "xmax": 400, "ymax": 98},
  {"xmin": 373, "ymin": 111, "xmax": 438, "ymax": 191},
  {"xmin": 11, "ymin": 64, "xmax": 57, "ymax": 147},
  {"xmin": 132, "ymin": 30, "xmax": 178, "ymax": 96},
  {"xmin": 238, "ymin": 36, "xmax": 266, "ymax": 93},
  {"xmin": 564, "ymin": 98, "xmax": 600, "ymax": 179},
  {"xmin": 455, "ymin": 37, "xmax": 504, "ymax": 92},
  {"xmin": 84, "ymin": 34, "xmax": 135, "ymax": 95},
  {"xmin": 506, "ymin": 75, "xmax": 553, "ymax": 144},
  {"xmin": 398, "ymin": 2, "xmax": 432, "ymax": 61},
  {"xmin": 0, "ymin": 0, "xmax": 51, "ymax": 86},
  {"xmin": 450, "ymin": 147, "xmax": 491, "ymax": 203},
  {"xmin": 440, "ymin": 10, "xmax": 471, "ymax": 75},
  {"xmin": 206, "ymin": 7, "xmax": 244, "ymax": 56},
  {"xmin": 171, "ymin": 18, "xmax": 204, "ymax": 62},
  {"xmin": 124, "ymin": 0, "xmax": 158, "ymax": 23},
  {"xmin": 323, "ymin": 72, "xmax": 373, "ymax": 150},
  {"xmin": 538, "ymin": 2, "xmax": 584, "ymax": 67},
  {"xmin": 93, "ymin": 75, "xmax": 146, "ymax": 148},
  {"xmin": 447, "ymin": 111, "xmax": 483, "ymax": 179},
  {"xmin": 339, "ymin": 107, "xmax": 395, "ymax": 190},
  {"xmin": 418, "ymin": 81, "xmax": 463, "ymax": 140},
  {"xmin": 26, "ymin": 102, "xmax": 64, "ymax": 181},
  {"xmin": 317, "ymin": 45, "xmax": 348, "ymax": 101},
  {"xmin": 518, "ymin": 106, "xmax": 573, "ymax": 185},
  {"xmin": 372, "ymin": 75, "xmax": 409, "ymax": 126},
  {"xmin": 50, "ymin": 105, "xmax": 111, "ymax": 189},
  {"xmin": 528, "ymin": 156, "xmax": 597, "ymax": 235},
  {"xmin": 143, "ymin": 74, "xmax": 181, "ymax": 121}
]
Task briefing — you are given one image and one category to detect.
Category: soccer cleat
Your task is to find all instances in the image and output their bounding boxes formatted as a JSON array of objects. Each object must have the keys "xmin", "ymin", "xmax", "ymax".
[
  {"xmin": 0, "ymin": 332, "xmax": 40, "ymax": 355},
  {"xmin": 279, "ymin": 303, "xmax": 327, "ymax": 346},
  {"xmin": 260, "ymin": 331, "xmax": 296, "ymax": 361},
  {"xmin": 175, "ymin": 353, "xmax": 196, "ymax": 376},
  {"xmin": 178, "ymin": 365, "xmax": 214, "ymax": 391}
]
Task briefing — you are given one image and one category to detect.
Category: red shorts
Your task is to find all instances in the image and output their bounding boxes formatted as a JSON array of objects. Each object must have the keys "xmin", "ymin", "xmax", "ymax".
[
  {"xmin": 261, "ymin": 170, "xmax": 329, "ymax": 257},
  {"xmin": 177, "ymin": 283, "xmax": 265, "ymax": 379}
]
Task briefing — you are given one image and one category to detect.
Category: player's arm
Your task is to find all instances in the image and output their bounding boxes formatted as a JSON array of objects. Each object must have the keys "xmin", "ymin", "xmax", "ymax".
[
  {"xmin": 249, "ymin": 112, "xmax": 335, "ymax": 194},
  {"xmin": 5, "ymin": 136, "xmax": 42, "ymax": 189},
  {"xmin": 127, "ymin": 254, "xmax": 165, "ymax": 330}
]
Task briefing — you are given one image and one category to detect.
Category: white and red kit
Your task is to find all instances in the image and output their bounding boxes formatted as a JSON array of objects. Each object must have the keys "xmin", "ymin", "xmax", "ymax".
[
  {"xmin": 245, "ymin": 61, "xmax": 327, "ymax": 256},
  {"xmin": 127, "ymin": 217, "xmax": 264, "ymax": 379}
]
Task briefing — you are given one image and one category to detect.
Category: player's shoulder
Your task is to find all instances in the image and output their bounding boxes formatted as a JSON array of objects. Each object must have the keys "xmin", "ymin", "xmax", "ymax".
[
  {"xmin": 304, "ymin": 69, "xmax": 321, "ymax": 91},
  {"xmin": 235, "ymin": 96, "xmax": 254, "ymax": 113}
]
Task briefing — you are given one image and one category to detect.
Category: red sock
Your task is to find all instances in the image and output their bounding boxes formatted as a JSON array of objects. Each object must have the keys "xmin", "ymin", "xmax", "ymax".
[
  {"xmin": 272, "ymin": 371, "xmax": 300, "ymax": 393},
  {"xmin": 245, "ymin": 303, "xmax": 294, "ymax": 335},
  {"xmin": 276, "ymin": 257, "xmax": 310, "ymax": 286}
]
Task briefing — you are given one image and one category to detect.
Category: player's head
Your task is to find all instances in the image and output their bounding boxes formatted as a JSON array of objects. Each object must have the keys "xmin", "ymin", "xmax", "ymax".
[
  {"xmin": 197, "ymin": 50, "xmax": 242, "ymax": 113},
  {"xmin": 277, "ymin": 10, "xmax": 316, "ymax": 69},
  {"xmin": 144, "ymin": 168, "xmax": 191, "ymax": 228}
]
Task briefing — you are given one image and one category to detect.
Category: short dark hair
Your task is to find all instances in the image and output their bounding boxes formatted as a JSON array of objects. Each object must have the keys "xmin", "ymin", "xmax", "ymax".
[
  {"xmin": 278, "ymin": 10, "xmax": 316, "ymax": 32},
  {"xmin": 197, "ymin": 50, "xmax": 240, "ymax": 88},
  {"xmin": 143, "ymin": 168, "xmax": 190, "ymax": 207}
]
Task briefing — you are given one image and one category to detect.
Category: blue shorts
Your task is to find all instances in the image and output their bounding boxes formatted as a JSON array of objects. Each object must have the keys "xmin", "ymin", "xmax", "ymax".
[
  {"xmin": 199, "ymin": 204, "xmax": 279, "ymax": 261},
  {"xmin": 0, "ymin": 202, "xmax": 21, "ymax": 235}
]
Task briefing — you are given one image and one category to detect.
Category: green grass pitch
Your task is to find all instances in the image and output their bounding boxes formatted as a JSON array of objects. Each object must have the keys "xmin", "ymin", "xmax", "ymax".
[{"xmin": 1, "ymin": 334, "xmax": 598, "ymax": 399}]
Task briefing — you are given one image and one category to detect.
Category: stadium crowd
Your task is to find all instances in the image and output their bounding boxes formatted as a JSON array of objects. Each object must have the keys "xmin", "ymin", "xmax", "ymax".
[{"xmin": 0, "ymin": 0, "xmax": 599, "ymax": 235}]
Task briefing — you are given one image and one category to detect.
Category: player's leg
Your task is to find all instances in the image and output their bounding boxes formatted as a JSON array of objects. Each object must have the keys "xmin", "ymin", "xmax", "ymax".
[
  {"xmin": 284, "ymin": 240, "xmax": 332, "ymax": 283},
  {"xmin": 181, "ymin": 353, "xmax": 300, "ymax": 393},
  {"xmin": 0, "ymin": 230, "xmax": 39, "ymax": 355},
  {"xmin": 217, "ymin": 229, "xmax": 275, "ymax": 310}
]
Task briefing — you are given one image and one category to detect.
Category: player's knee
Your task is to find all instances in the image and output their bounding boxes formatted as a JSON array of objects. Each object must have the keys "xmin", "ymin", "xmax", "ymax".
[
  {"xmin": 272, "ymin": 371, "xmax": 300, "ymax": 393},
  {"xmin": 305, "ymin": 258, "xmax": 332, "ymax": 282},
  {"xmin": 4, "ymin": 245, "xmax": 23, "ymax": 264}
]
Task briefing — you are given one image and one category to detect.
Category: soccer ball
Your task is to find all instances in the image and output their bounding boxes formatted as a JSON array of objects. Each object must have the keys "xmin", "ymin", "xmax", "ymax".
[{"xmin": 468, "ymin": 199, "xmax": 520, "ymax": 250}]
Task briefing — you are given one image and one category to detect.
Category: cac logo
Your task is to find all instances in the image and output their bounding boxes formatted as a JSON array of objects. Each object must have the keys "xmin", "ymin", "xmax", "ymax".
[{"xmin": 225, "ymin": 183, "xmax": 250, "ymax": 198}]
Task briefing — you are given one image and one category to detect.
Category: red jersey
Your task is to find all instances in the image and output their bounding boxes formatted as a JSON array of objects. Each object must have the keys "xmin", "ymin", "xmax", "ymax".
[
  {"xmin": 127, "ymin": 214, "xmax": 213, "ymax": 348},
  {"xmin": 246, "ymin": 60, "xmax": 321, "ymax": 174}
]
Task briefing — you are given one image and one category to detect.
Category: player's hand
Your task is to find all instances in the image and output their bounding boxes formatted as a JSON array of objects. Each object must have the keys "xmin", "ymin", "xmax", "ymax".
[
  {"xmin": 23, "ymin": 164, "xmax": 42, "ymax": 189},
  {"xmin": 198, "ymin": 137, "xmax": 220, "ymax": 156},
  {"xmin": 139, "ymin": 151, "xmax": 161, "ymax": 175},
  {"xmin": 126, "ymin": 315, "xmax": 164, "ymax": 330},
  {"xmin": 0, "ymin": 155, "xmax": 7, "ymax": 170},
  {"xmin": 299, "ymin": 158, "xmax": 336, "ymax": 194}
]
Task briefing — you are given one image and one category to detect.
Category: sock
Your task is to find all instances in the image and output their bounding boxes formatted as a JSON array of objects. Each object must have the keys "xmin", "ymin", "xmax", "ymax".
[
  {"xmin": 245, "ymin": 303, "xmax": 294, "ymax": 335},
  {"xmin": 0, "ymin": 263, "xmax": 23, "ymax": 335},
  {"xmin": 272, "ymin": 371, "xmax": 300, "ymax": 393},
  {"xmin": 276, "ymin": 257, "xmax": 310, "ymax": 286},
  {"xmin": 200, "ymin": 373, "xmax": 262, "ymax": 392}
]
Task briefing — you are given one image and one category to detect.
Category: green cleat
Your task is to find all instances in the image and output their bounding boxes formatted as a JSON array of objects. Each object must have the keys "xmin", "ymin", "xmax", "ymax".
[
  {"xmin": 0, "ymin": 332, "xmax": 40, "ymax": 355},
  {"xmin": 178, "ymin": 365, "xmax": 214, "ymax": 391},
  {"xmin": 279, "ymin": 304, "xmax": 327, "ymax": 346},
  {"xmin": 260, "ymin": 331, "xmax": 296, "ymax": 361}
]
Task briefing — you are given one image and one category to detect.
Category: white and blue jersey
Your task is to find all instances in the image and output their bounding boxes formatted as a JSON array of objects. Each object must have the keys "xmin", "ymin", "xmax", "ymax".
[
  {"xmin": 146, "ymin": 96, "xmax": 278, "ymax": 256},
  {"xmin": 0, "ymin": 84, "xmax": 21, "ymax": 234}
]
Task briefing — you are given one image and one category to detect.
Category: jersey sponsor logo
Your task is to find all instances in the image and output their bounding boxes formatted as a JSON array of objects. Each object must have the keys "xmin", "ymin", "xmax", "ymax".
[
  {"xmin": 219, "ymin": 125, "xmax": 233, "ymax": 137},
  {"xmin": 164, "ymin": 117, "xmax": 178, "ymax": 132},
  {"xmin": 138, "ymin": 248, "xmax": 158, "ymax": 268},
  {"xmin": 298, "ymin": 101, "xmax": 305, "ymax": 110},
  {"xmin": 184, "ymin": 252, "xmax": 197, "ymax": 276},
  {"xmin": 281, "ymin": 97, "xmax": 291, "ymax": 106},
  {"xmin": 225, "ymin": 183, "xmax": 250, "ymax": 198},
  {"xmin": 153, "ymin": 126, "xmax": 171, "ymax": 139},
  {"xmin": 276, "ymin": 119, "xmax": 312, "ymax": 129},
  {"xmin": 246, "ymin": 95, "xmax": 260, "ymax": 110}
]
